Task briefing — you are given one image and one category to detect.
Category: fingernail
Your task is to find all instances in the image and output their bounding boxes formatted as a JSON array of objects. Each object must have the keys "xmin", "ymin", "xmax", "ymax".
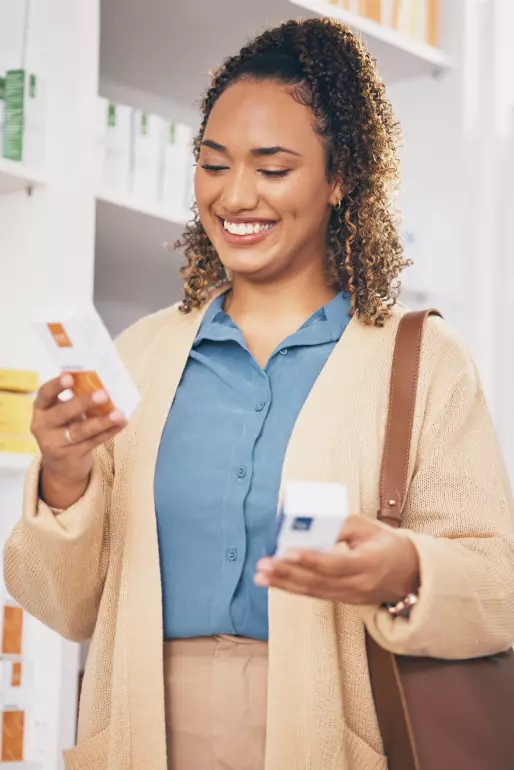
[
  {"xmin": 109, "ymin": 409, "xmax": 125, "ymax": 422},
  {"xmin": 254, "ymin": 574, "xmax": 270, "ymax": 587},
  {"xmin": 257, "ymin": 558, "xmax": 274, "ymax": 573},
  {"xmin": 283, "ymin": 550, "xmax": 301, "ymax": 563},
  {"xmin": 61, "ymin": 375, "xmax": 73, "ymax": 388},
  {"xmin": 92, "ymin": 390, "xmax": 108, "ymax": 404}
]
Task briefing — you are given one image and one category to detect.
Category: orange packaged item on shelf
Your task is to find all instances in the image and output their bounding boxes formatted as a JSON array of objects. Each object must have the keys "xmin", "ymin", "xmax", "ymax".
[
  {"xmin": 1, "ymin": 710, "xmax": 24, "ymax": 762},
  {"xmin": 33, "ymin": 305, "xmax": 140, "ymax": 420},
  {"xmin": 360, "ymin": 0, "xmax": 381, "ymax": 22},
  {"xmin": 1, "ymin": 605, "xmax": 23, "ymax": 656}
]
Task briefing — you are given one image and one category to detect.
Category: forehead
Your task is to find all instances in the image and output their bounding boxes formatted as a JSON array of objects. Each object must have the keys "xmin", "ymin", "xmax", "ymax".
[{"xmin": 204, "ymin": 80, "xmax": 321, "ymax": 153}]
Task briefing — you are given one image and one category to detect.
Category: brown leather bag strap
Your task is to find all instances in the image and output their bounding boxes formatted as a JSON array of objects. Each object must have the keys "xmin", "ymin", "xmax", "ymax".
[
  {"xmin": 377, "ymin": 309, "xmax": 442, "ymax": 527},
  {"xmin": 367, "ymin": 308, "xmax": 442, "ymax": 770}
]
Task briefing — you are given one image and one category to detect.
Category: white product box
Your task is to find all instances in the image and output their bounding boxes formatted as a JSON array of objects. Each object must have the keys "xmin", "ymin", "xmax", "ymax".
[
  {"xmin": 0, "ymin": 0, "xmax": 28, "ymax": 74},
  {"xmin": 272, "ymin": 482, "xmax": 348, "ymax": 558},
  {"xmin": 395, "ymin": 0, "xmax": 413, "ymax": 36},
  {"xmin": 3, "ymin": 69, "xmax": 45, "ymax": 167},
  {"xmin": 132, "ymin": 110, "xmax": 165, "ymax": 205},
  {"xmin": 410, "ymin": 0, "xmax": 427, "ymax": 42},
  {"xmin": 102, "ymin": 102, "xmax": 132, "ymax": 195},
  {"xmin": 0, "ymin": 660, "xmax": 32, "ymax": 711},
  {"xmin": 160, "ymin": 122, "xmax": 193, "ymax": 215},
  {"xmin": 32, "ymin": 305, "xmax": 140, "ymax": 421},
  {"xmin": 381, "ymin": 0, "xmax": 396, "ymax": 28}
]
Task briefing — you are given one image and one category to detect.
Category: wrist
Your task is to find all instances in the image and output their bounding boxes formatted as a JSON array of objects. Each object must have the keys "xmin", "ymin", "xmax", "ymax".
[{"xmin": 39, "ymin": 464, "xmax": 90, "ymax": 511}]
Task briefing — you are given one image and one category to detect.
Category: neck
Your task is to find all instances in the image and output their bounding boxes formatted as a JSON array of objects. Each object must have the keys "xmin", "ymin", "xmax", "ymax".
[{"xmin": 225, "ymin": 269, "xmax": 337, "ymax": 325}]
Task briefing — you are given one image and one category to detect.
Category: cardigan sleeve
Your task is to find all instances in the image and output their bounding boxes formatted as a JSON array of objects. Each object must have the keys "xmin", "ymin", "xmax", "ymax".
[
  {"xmin": 360, "ymin": 337, "xmax": 514, "ymax": 658},
  {"xmin": 3, "ymin": 444, "xmax": 113, "ymax": 643}
]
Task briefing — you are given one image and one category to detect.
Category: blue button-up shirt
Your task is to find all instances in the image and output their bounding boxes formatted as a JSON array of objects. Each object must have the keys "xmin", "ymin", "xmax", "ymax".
[{"xmin": 154, "ymin": 292, "xmax": 351, "ymax": 641}]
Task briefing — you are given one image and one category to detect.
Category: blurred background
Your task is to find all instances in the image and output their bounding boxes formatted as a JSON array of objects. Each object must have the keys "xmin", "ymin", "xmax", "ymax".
[{"xmin": 0, "ymin": 0, "xmax": 513, "ymax": 766}]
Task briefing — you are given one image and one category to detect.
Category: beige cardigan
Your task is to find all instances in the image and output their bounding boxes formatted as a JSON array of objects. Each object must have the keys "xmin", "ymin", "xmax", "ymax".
[{"xmin": 4, "ymin": 295, "xmax": 514, "ymax": 770}]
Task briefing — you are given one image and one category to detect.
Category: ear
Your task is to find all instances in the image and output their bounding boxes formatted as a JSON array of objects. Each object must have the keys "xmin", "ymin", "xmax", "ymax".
[{"xmin": 328, "ymin": 178, "xmax": 344, "ymax": 208}]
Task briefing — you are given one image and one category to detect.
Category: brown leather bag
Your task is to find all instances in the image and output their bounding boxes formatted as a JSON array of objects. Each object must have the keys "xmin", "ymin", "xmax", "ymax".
[{"xmin": 367, "ymin": 309, "xmax": 514, "ymax": 770}]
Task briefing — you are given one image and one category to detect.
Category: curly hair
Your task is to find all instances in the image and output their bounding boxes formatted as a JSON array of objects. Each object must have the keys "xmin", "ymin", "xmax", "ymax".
[{"xmin": 176, "ymin": 17, "xmax": 408, "ymax": 326}]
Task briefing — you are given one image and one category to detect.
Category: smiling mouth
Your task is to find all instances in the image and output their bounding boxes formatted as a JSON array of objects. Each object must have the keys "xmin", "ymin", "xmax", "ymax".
[{"xmin": 217, "ymin": 216, "xmax": 278, "ymax": 240}]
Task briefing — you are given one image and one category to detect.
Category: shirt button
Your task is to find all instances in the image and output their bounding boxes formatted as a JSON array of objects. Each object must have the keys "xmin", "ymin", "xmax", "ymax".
[
  {"xmin": 255, "ymin": 401, "xmax": 266, "ymax": 412},
  {"xmin": 227, "ymin": 548, "xmax": 238, "ymax": 562},
  {"xmin": 279, "ymin": 348, "xmax": 288, "ymax": 356},
  {"xmin": 237, "ymin": 466, "xmax": 247, "ymax": 479}
]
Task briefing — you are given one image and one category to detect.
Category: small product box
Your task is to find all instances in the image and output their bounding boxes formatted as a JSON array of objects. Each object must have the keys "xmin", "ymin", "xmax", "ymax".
[
  {"xmin": 160, "ymin": 122, "xmax": 193, "ymax": 215},
  {"xmin": 360, "ymin": 0, "xmax": 381, "ymax": 22},
  {"xmin": 132, "ymin": 110, "xmax": 164, "ymax": 204},
  {"xmin": 33, "ymin": 305, "xmax": 140, "ymax": 420},
  {"xmin": 272, "ymin": 482, "xmax": 348, "ymax": 558},
  {"xmin": 0, "ymin": 434, "xmax": 37, "ymax": 455},
  {"xmin": 0, "ymin": 660, "xmax": 32, "ymax": 763},
  {"xmin": 0, "ymin": 600, "xmax": 25, "ymax": 658},
  {"xmin": 0, "ymin": 0, "xmax": 27, "ymax": 75},
  {"xmin": 0, "ymin": 369, "xmax": 39, "ymax": 395},
  {"xmin": 102, "ymin": 101, "xmax": 133, "ymax": 195},
  {"xmin": 381, "ymin": 0, "xmax": 396, "ymax": 27},
  {"xmin": 3, "ymin": 69, "xmax": 46, "ymax": 167}
]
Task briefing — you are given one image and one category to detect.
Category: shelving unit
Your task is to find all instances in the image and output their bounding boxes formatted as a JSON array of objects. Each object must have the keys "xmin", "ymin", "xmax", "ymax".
[
  {"xmin": 0, "ymin": 158, "xmax": 46, "ymax": 196},
  {"xmin": 289, "ymin": 0, "xmax": 451, "ymax": 81},
  {"xmin": 96, "ymin": 188, "xmax": 189, "ymax": 226}
]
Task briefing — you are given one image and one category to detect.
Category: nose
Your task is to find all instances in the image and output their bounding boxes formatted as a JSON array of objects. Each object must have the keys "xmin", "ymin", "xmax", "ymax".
[{"xmin": 221, "ymin": 166, "xmax": 259, "ymax": 213}]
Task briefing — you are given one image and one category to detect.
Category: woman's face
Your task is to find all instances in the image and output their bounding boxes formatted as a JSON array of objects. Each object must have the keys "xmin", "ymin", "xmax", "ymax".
[{"xmin": 195, "ymin": 79, "xmax": 341, "ymax": 283}]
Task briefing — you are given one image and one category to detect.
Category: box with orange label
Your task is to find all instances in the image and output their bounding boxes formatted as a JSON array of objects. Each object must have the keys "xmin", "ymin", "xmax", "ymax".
[{"xmin": 33, "ymin": 305, "xmax": 140, "ymax": 420}]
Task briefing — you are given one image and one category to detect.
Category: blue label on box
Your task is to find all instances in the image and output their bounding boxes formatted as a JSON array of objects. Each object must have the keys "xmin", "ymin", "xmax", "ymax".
[{"xmin": 292, "ymin": 516, "xmax": 313, "ymax": 531}]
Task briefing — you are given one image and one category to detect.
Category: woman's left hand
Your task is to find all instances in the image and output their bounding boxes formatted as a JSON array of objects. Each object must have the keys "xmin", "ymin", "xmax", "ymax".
[{"xmin": 255, "ymin": 515, "xmax": 420, "ymax": 606}]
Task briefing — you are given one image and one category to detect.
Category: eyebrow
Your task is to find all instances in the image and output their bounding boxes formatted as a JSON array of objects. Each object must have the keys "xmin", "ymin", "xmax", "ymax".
[{"xmin": 201, "ymin": 140, "xmax": 301, "ymax": 158}]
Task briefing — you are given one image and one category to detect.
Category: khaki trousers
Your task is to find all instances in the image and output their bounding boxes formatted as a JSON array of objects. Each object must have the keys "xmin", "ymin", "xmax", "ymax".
[{"xmin": 163, "ymin": 635, "xmax": 268, "ymax": 770}]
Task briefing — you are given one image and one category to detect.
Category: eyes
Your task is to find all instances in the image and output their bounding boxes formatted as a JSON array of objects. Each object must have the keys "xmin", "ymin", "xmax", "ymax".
[{"xmin": 200, "ymin": 164, "xmax": 291, "ymax": 179}]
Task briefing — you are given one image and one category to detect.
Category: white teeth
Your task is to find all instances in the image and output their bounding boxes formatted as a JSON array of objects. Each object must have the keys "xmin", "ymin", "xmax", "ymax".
[{"xmin": 223, "ymin": 219, "xmax": 274, "ymax": 235}]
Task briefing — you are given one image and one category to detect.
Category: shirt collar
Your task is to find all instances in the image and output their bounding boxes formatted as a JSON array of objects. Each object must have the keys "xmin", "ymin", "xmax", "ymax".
[{"xmin": 194, "ymin": 291, "xmax": 352, "ymax": 347}]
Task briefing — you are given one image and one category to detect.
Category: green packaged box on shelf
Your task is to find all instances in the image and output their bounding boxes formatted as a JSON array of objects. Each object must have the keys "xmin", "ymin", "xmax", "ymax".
[{"xmin": 3, "ymin": 69, "xmax": 45, "ymax": 166}]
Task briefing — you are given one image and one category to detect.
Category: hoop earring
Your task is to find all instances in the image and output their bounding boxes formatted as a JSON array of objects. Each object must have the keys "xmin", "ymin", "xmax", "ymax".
[{"xmin": 333, "ymin": 199, "xmax": 342, "ymax": 211}]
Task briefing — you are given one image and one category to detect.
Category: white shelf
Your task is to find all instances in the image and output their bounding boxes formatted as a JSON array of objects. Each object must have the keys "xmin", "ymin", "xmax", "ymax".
[
  {"xmin": 0, "ymin": 452, "xmax": 34, "ymax": 475},
  {"xmin": 96, "ymin": 189, "xmax": 190, "ymax": 226},
  {"xmin": 0, "ymin": 158, "xmax": 47, "ymax": 196},
  {"xmin": 289, "ymin": 0, "xmax": 451, "ymax": 82}
]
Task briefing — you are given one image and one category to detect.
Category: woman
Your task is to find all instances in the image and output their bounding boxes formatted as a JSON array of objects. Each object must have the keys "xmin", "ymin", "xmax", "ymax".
[{"xmin": 4, "ymin": 17, "xmax": 514, "ymax": 770}]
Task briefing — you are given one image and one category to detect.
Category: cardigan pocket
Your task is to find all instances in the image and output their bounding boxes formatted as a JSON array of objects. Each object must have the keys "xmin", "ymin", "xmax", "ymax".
[
  {"xmin": 343, "ymin": 724, "xmax": 387, "ymax": 770},
  {"xmin": 63, "ymin": 727, "xmax": 109, "ymax": 770}
]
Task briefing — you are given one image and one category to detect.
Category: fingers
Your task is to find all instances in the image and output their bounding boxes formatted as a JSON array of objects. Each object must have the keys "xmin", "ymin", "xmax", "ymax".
[
  {"xmin": 34, "ymin": 374, "xmax": 74, "ymax": 410},
  {"xmin": 60, "ymin": 410, "xmax": 125, "ymax": 447},
  {"xmin": 69, "ymin": 423, "xmax": 126, "ymax": 456},
  {"xmin": 254, "ymin": 558, "xmax": 363, "ymax": 601},
  {"xmin": 45, "ymin": 390, "xmax": 110, "ymax": 429},
  {"xmin": 281, "ymin": 549, "xmax": 362, "ymax": 577}
]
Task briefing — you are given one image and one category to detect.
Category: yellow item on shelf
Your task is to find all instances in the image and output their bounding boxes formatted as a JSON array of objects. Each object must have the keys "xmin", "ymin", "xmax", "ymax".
[
  {"xmin": 0, "ymin": 369, "xmax": 39, "ymax": 394},
  {"xmin": 0, "ymin": 392, "xmax": 33, "ymax": 435},
  {"xmin": 0, "ymin": 434, "xmax": 37, "ymax": 455}
]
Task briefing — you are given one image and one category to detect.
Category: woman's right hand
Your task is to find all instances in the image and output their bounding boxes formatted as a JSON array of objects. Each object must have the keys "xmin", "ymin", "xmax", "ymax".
[{"xmin": 32, "ymin": 374, "xmax": 127, "ymax": 510}]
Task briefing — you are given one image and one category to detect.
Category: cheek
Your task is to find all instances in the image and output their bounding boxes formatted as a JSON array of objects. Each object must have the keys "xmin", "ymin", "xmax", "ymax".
[
  {"xmin": 194, "ymin": 170, "xmax": 219, "ymax": 210},
  {"xmin": 271, "ymin": 173, "xmax": 331, "ymax": 222}
]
